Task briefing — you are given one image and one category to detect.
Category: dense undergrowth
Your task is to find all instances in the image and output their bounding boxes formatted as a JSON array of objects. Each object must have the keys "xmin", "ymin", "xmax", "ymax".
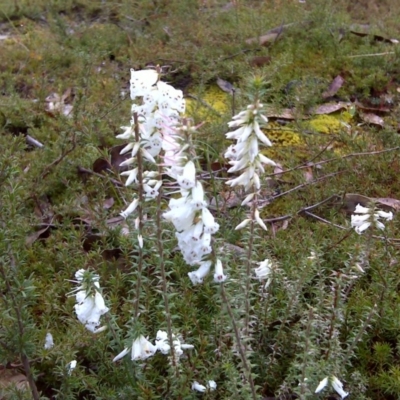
[{"xmin": 1, "ymin": 0, "xmax": 400, "ymax": 399}]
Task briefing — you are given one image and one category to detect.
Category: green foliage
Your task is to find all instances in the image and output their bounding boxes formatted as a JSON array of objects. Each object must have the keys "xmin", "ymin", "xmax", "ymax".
[{"xmin": 0, "ymin": 0, "xmax": 400, "ymax": 399}]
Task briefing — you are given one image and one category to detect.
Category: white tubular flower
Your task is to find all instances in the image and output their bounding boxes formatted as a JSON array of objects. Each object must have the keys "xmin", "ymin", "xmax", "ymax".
[
  {"xmin": 314, "ymin": 376, "xmax": 349, "ymax": 399},
  {"xmin": 130, "ymin": 69, "xmax": 159, "ymax": 98},
  {"xmin": 131, "ymin": 336, "xmax": 157, "ymax": 360},
  {"xmin": 192, "ymin": 381, "xmax": 207, "ymax": 392},
  {"xmin": 331, "ymin": 376, "xmax": 349, "ymax": 399},
  {"xmin": 225, "ymin": 100, "xmax": 275, "ymax": 191},
  {"xmin": 120, "ymin": 198, "xmax": 139, "ymax": 219},
  {"xmin": 254, "ymin": 208, "xmax": 268, "ymax": 231},
  {"xmin": 72, "ymin": 270, "xmax": 109, "ymax": 334},
  {"xmin": 177, "ymin": 160, "xmax": 196, "ymax": 189},
  {"xmin": 315, "ymin": 377, "xmax": 328, "ymax": 393},
  {"xmin": 113, "ymin": 347, "xmax": 130, "ymax": 362},
  {"xmin": 255, "ymin": 259, "xmax": 273, "ymax": 289},
  {"xmin": 208, "ymin": 381, "xmax": 217, "ymax": 391},
  {"xmin": 188, "ymin": 261, "xmax": 212, "ymax": 285},
  {"xmin": 44, "ymin": 332, "xmax": 54, "ymax": 350},
  {"xmin": 255, "ymin": 259, "xmax": 272, "ymax": 280},
  {"xmin": 214, "ymin": 259, "xmax": 227, "ymax": 283},
  {"xmin": 351, "ymin": 203, "xmax": 393, "ymax": 234},
  {"xmin": 235, "ymin": 218, "xmax": 251, "ymax": 230},
  {"xmin": 155, "ymin": 330, "xmax": 194, "ymax": 362},
  {"xmin": 67, "ymin": 360, "xmax": 77, "ymax": 375}
]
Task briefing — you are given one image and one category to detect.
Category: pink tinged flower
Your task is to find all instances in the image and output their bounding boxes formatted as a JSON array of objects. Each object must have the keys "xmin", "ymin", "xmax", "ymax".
[
  {"xmin": 120, "ymin": 198, "xmax": 139, "ymax": 219},
  {"xmin": 131, "ymin": 336, "xmax": 157, "ymax": 361},
  {"xmin": 192, "ymin": 381, "xmax": 207, "ymax": 392},
  {"xmin": 255, "ymin": 208, "xmax": 268, "ymax": 231},
  {"xmin": 315, "ymin": 377, "xmax": 328, "ymax": 393},
  {"xmin": 214, "ymin": 259, "xmax": 227, "ymax": 283},
  {"xmin": 188, "ymin": 261, "xmax": 212, "ymax": 285},
  {"xmin": 177, "ymin": 160, "xmax": 196, "ymax": 189}
]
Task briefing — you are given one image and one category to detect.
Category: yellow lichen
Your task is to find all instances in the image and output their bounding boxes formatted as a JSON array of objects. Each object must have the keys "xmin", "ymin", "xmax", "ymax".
[
  {"xmin": 186, "ymin": 85, "xmax": 231, "ymax": 123},
  {"xmin": 306, "ymin": 113, "xmax": 350, "ymax": 134}
]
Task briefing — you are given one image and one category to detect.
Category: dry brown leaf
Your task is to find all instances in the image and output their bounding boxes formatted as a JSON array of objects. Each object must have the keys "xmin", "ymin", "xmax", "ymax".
[
  {"xmin": 360, "ymin": 113, "xmax": 384, "ymax": 127},
  {"xmin": 216, "ymin": 77, "xmax": 235, "ymax": 95},
  {"xmin": 303, "ymin": 167, "xmax": 313, "ymax": 182},
  {"xmin": 0, "ymin": 368, "xmax": 29, "ymax": 398},
  {"xmin": 245, "ymin": 32, "xmax": 279, "ymax": 46},
  {"xmin": 350, "ymin": 24, "xmax": 399, "ymax": 44},
  {"xmin": 343, "ymin": 193, "xmax": 398, "ymax": 213},
  {"xmin": 249, "ymin": 56, "xmax": 272, "ymax": 67},
  {"xmin": 311, "ymin": 102, "xmax": 351, "ymax": 115},
  {"xmin": 373, "ymin": 197, "xmax": 400, "ymax": 212},
  {"xmin": 264, "ymin": 107, "xmax": 296, "ymax": 119},
  {"xmin": 103, "ymin": 197, "xmax": 115, "ymax": 210},
  {"xmin": 25, "ymin": 225, "xmax": 54, "ymax": 246},
  {"xmin": 322, "ymin": 75, "xmax": 345, "ymax": 98}
]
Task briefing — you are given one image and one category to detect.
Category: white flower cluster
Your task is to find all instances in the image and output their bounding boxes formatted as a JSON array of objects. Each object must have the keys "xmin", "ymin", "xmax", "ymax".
[
  {"xmin": 192, "ymin": 380, "xmax": 217, "ymax": 392},
  {"xmin": 117, "ymin": 68, "xmax": 185, "ymax": 218},
  {"xmin": 224, "ymin": 100, "xmax": 276, "ymax": 231},
  {"xmin": 351, "ymin": 204, "xmax": 393, "ymax": 234},
  {"xmin": 315, "ymin": 375, "xmax": 349, "ymax": 399},
  {"xmin": 71, "ymin": 269, "xmax": 109, "ymax": 333},
  {"xmin": 225, "ymin": 101, "xmax": 276, "ymax": 190},
  {"xmin": 113, "ymin": 330, "xmax": 194, "ymax": 363},
  {"xmin": 254, "ymin": 258, "xmax": 273, "ymax": 289},
  {"xmin": 162, "ymin": 121, "xmax": 226, "ymax": 284}
]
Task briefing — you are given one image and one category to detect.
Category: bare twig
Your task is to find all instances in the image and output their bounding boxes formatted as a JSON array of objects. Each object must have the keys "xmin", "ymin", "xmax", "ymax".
[
  {"xmin": 347, "ymin": 51, "xmax": 395, "ymax": 58},
  {"xmin": 271, "ymin": 170, "xmax": 344, "ymax": 200},
  {"xmin": 41, "ymin": 132, "xmax": 77, "ymax": 178},
  {"xmin": 269, "ymin": 146, "xmax": 400, "ymax": 178},
  {"xmin": 77, "ymin": 166, "xmax": 124, "ymax": 187}
]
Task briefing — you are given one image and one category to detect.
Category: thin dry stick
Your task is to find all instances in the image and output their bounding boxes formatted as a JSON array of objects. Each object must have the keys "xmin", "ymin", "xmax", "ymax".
[
  {"xmin": 41, "ymin": 131, "xmax": 77, "ymax": 178},
  {"xmin": 244, "ymin": 209, "xmax": 255, "ymax": 341},
  {"xmin": 155, "ymin": 163, "xmax": 178, "ymax": 371},
  {"xmin": 133, "ymin": 113, "xmax": 144, "ymax": 319},
  {"xmin": 347, "ymin": 51, "xmax": 395, "ymax": 58},
  {"xmin": 269, "ymin": 146, "xmax": 400, "ymax": 178},
  {"xmin": 220, "ymin": 284, "xmax": 258, "ymax": 400},
  {"xmin": 272, "ymin": 170, "xmax": 344, "ymax": 200}
]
